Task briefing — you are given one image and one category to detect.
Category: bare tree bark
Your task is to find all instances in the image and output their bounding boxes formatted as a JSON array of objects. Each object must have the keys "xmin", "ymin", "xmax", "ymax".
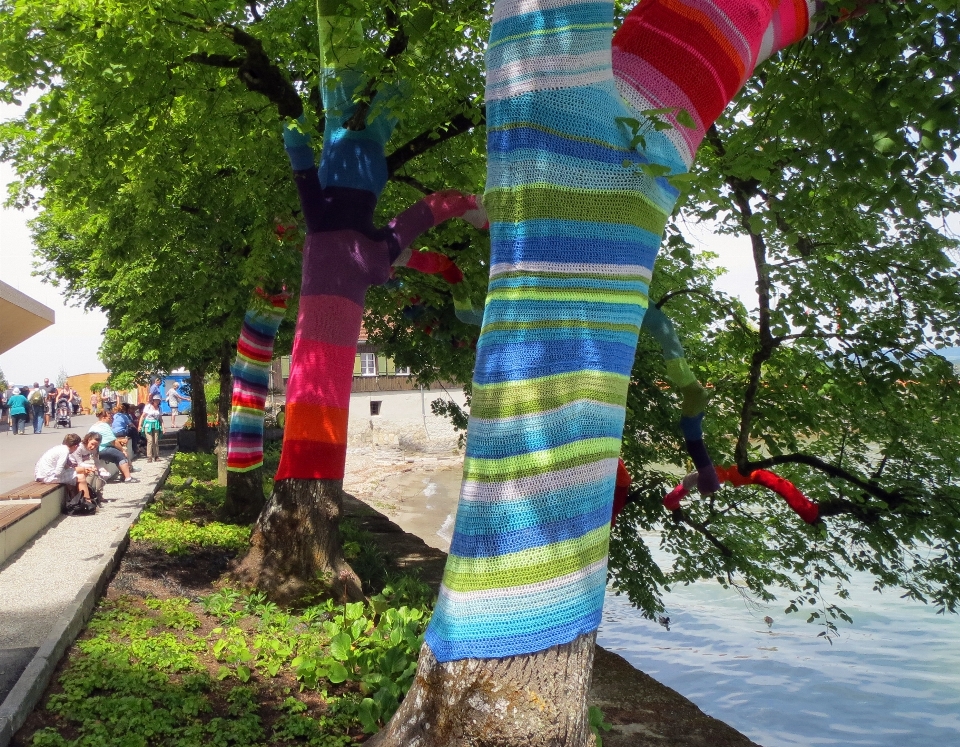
[
  {"xmin": 189, "ymin": 366, "xmax": 210, "ymax": 453},
  {"xmin": 231, "ymin": 478, "xmax": 363, "ymax": 605},
  {"xmin": 216, "ymin": 341, "xmax": 232, "ymax": 486},
  {"xmin": 368, "ymin": 635, "xmax": 597, "ymax": 747}
]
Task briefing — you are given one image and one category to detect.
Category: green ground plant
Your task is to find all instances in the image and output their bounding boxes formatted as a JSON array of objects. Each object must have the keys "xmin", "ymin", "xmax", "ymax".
[
  {"xmin": 26, "ymin": 451, "xmax": 438, "ymax": 746},
  {"xmin": 129, "ymin": 453, "xmax": 252, "ymax": 554}
]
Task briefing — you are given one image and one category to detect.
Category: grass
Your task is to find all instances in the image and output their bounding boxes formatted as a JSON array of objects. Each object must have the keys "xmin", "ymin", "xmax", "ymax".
[
  {"xmin": 129, "ymin": 453, "xmax": 250, "ymax": 555},
  {"xmin": 21, "ymin": 451, "xmax": 434, "ymax": 747},
  {"xmin": 23, "ymin": 450, "xmax": 613, "ymax": 747}
]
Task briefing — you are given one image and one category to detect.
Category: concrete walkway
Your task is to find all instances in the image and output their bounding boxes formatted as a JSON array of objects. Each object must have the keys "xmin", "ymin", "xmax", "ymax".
[
  {"xmin": 0, "ymin": 415, "xmax": 99, "ymax": 494},
  {"xmin": 0, "ymin": 428, "xmax": 177, "ymax": 745}
]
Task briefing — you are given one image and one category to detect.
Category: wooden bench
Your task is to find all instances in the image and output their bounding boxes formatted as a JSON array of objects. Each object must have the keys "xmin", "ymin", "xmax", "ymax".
[
  {"xmin": 0, "ymin": 482, "xmax": 65, "ymax": 566},
  {"xmin": 0, "ymin": 482, "xmax": 63, "ymax": 500}
]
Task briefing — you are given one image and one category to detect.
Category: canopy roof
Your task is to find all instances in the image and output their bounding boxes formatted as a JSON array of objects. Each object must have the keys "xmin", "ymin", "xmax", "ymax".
[{"xmin": 0, "ymin": 279, "xmax": 55, "ymax": 355}]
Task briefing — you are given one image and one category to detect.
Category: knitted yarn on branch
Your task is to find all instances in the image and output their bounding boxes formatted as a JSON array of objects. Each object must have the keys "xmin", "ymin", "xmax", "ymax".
[
  {"xmin": 275, "ymin": 10, "xmax": 486, "ymax": 483},
  {"xmin": 227, "ymin": 292, "xmax": 288, "ymax": 473},
  {"xmin": 425, "ymin": 0, "xmax": 823, "ymax": 663},
  {"xmin": 663, "ymin": 464, "xmax": 820, "ymax": 524}
]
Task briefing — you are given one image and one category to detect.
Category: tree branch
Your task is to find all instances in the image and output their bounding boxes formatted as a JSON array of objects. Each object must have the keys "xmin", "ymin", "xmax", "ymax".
[
  {"xmin": 386, "ymin": 109, "xmax": 484, "ymax": 174},
  {"xmin": 391, "ymin": 174, "xmax": 432, "ymax": 194},
  {"xmin": 185, "ymin": 52, "xmax": 244, "ymax": 69},
  {"xmin": 181, "ymin": 18, "xmax": 302, "ymax": 119},
  {"xmin": 343, "ymin": 7, "xmax": 409, "ymax": 131},
  {"xmin": 743, "ymin": 452, "xmax": 905, "ymax": 509},
  {"xmin": 671, "ymin": 508, "xmax": 734, "ymax": 557}
]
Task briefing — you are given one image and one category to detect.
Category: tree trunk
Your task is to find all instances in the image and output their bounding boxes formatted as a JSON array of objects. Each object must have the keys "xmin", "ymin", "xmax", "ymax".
[
  {"xmin": 224, "ymin": 468, "xmax": 266, "ymax": 522},
  {"xmin": 231, "ymin": 477, "xmax": 363, "ymax": 606},
  {"xmin": 216, "ymin": 341, "xmax": 232, "ymax": 486},
  {"xmin": 189, "ymin": 366, "xmax": 210, "ymax": 453},
  {"xmin": 368, "ymin": 635, "xmax": 597, "ymax": 747},
  {"xmin": 224, "ymin": 292, "xmax": 288, "ymax": 520}
]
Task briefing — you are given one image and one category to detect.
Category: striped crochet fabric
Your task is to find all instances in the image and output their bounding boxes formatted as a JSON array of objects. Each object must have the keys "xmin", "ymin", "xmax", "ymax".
[
  {"xmin": 227, "ymin": 293, "xmax": 288, "ymax": 473},
  {"xmin": 274, "ymin": 10, "xmax": 485, "ymax": 482},
  {"xmin": 424, "ymin": 0, "xmax": 822, "ymax": 662}
]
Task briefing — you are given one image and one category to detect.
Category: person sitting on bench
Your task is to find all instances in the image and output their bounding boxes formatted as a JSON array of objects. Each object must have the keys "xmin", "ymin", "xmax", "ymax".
[
  {"xmin": 35, "ymin": 433, "xmax": 93, "ymax": 500},
  {"xmin": 87, "ymin": 411, "xmax": 139, "ymax": 483}
]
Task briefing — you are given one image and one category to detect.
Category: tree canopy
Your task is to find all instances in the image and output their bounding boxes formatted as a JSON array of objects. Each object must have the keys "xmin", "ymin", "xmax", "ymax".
[{"xmin": 1, "ymin": 0, "xmax": 959, "ymax": 633}]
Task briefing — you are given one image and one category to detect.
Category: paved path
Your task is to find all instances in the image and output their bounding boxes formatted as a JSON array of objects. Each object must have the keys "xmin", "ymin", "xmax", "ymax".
[
  {"xmin": 0, "ymin": 427, "xmax": 177, "ymax": 709},
  {"xmin": 0, "ymin": 415, "xmax": 99, "ymax": 494}
]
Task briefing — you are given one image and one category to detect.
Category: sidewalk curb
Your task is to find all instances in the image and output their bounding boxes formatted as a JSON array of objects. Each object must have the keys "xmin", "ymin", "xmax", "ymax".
[{"xmin": 0, "ymin": 460, "xmax": 173, "ymax": 747}]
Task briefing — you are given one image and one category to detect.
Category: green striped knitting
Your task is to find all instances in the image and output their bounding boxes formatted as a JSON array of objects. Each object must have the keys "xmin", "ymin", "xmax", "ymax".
[{"xmin": 423, "ymin": 0, "xmax": 683, "ymax": 661}]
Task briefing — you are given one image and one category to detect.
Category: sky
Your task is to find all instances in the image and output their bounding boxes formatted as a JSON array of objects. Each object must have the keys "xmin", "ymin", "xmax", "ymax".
[{"xmin": 0, "ymin": 99, "xmax": 108, "ymax": 386}]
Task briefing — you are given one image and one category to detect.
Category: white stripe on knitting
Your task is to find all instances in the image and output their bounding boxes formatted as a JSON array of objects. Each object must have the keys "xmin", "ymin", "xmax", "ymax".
[
  {"xmin": 489, "ymin": 261, "xmax": 653, "ymax": 280},
  {"xmin": 486, "ymin": 50, "xmax": 611, "ymax": 86},
  {"xmin": 459, "ymin": 457, "xmax": 620, "ymax": 503},
  {"xmin": 438, "ymin": 558, "xmax": 609, "ymax": 602},
  {"xmin": 616, "ymin": 81, "xmax": 696, "ymax": 169},
  {"xmin": 680, "ymin": 0, "xmax": 754, "ymax": 67},
  {"xmin": 756, "ymin": 23, "xmax": 776, "ymax": 65},
  {"xmin": 228, "ymin": 446, "xmax": 265, "ymax": 456},
  {"xmin": 492, "ymin": 0, "xmax": 609, "ymax": 25},
  {"xmin": 468, "ymin": 398, "xmax": 623, "ymax": 427},
  {"xmin": 392, "ymin": 244, "xmax": 413, "ymax": 267},
  {"xmin": 486, "ymin": 68, "xmax": 614, "ymax": 101}
]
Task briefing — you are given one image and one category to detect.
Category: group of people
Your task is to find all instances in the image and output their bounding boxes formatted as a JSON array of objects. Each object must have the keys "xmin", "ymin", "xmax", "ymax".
[
  {"xmin": 4, "ymin": 378, "xmax": 81, "ymax": 435},
  {"xmin": 31, "ymin": 378, "xmax": 189, "ymax": 514}
]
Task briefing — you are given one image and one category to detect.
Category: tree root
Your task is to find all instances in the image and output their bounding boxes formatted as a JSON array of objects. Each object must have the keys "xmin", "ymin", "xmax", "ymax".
[
  {"xmin": 368, "ymin": 634, "xmax": 597, "ymax": 747},
  {"xmin": 230, "ymin": 477, "xmax": 364, "ymax": 606}
]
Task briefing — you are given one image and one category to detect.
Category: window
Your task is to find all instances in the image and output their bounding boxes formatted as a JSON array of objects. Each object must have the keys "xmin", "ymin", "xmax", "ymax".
[
  {"xmin": 395, "ymin": 366, "xmax": 411, "ymax": 376},
  {"xmin": 360, "ymin": 353, "xmax": 377, "ymax": 376}
]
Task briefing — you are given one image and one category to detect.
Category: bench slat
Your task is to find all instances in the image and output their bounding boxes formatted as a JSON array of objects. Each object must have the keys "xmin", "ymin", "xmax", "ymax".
[
  {"xmin": 0, "ymin": 482, "xmax": 62, "ymax": 500},
  {"xmin": 0, "ymin": 502, "xmax": 40, "ymax": 531}
]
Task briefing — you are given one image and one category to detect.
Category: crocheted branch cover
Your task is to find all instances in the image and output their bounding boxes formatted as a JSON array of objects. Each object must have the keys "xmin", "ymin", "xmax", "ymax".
[
  {"xmin": 275, "ymin": 11, "xmax": 485, "ymax": 482},
  {"xmin": 227, "ymin": 292, "xmax": 288, "ymax": 473},
  {"xmin": 424, "ymin": 0, "xmax": 823, "ymax": 662},
  {"xmin": 641, "ymin": 304, "xmax": 720, "ymax": 494},
  {"xmin": 663, "ymin": 465, "xmax": 820, "ymax": 524}
]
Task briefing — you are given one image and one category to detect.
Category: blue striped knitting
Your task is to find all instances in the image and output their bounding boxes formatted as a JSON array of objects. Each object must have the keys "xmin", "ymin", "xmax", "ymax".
[{"xmin": 423, "ymin": 0, "xmax": 686, "ymax": 662}]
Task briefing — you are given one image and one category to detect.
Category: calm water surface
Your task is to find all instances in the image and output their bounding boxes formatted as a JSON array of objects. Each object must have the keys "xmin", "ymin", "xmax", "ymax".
[{"xmin": 597, "ymin": 537, "xmax": 960, "ymax": 747}]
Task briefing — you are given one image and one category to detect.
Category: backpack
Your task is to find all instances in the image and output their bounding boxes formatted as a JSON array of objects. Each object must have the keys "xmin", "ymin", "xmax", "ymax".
[
  {"xmin": 63, "ymin": 487, "xmax": 97, "ymax": 516},
  {"xmin": 29, "ymin": 388, "xmax": 44, "ymax": 405}
]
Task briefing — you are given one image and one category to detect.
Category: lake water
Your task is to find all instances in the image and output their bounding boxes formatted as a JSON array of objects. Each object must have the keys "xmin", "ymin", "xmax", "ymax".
[
  {"xmin": 597, "ymin": 541, "xmax": 960, "ymax": 747},
  {"xmin": 387, "ymin": 469, "xmax": 960, "ymax": 747}
]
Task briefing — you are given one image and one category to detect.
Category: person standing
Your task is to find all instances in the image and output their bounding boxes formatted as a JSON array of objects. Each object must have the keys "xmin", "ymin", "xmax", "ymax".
[
  {"xmin": 164, "ymin": 381, "xmax": 190, "ymax": 427},
  {"xmin": 148, "ymin": 377, "xmax": 162, "ymax": 400},
  {"xmin": 8, "ymin": 387, "xmax": 28, "ymax": 434},
  {"xmin": 27, "ymin": 382, "xmax": 45, "ymax": 433},
  {"xmin": 89, "ymin": 390, "xmax": 99, "ymax": 414},
  {"xmin": 100, "ymin": 384, "xmax": 116, "ymax": 415},
  {"xmin": 43, "ymin": 378, "xmax": 58, "ymax": 426},
  {"xmin": 139, "ymin": 393, "xmax": 164, "ymax": 462}
]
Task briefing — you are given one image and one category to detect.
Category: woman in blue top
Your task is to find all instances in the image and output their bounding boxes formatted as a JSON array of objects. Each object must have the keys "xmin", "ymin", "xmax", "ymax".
[
  {"xmin": 7, "ymin": 388, "xmax": 28, "ymax": 435},
  {"xmin": 87, "ymin": 410, "xmax": 138, "ymax": 483}
]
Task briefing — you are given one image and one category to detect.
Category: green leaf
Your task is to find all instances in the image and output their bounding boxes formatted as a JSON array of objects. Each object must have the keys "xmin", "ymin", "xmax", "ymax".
[
  {"xmin": 329, "ymin": 633, "xmax": 353, "ymax": 662},
  {"xmin": 327, "ymin": 661, "xmax": 350, "ymax": 684}
]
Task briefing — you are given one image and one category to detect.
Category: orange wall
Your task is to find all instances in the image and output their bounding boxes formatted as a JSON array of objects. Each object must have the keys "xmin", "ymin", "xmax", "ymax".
[{"xmin": 68, "ymin": 372, "xmax": 109, "ymax": 398}]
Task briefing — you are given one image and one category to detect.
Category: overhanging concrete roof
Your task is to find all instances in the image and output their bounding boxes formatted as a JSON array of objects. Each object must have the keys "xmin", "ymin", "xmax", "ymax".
[{"xmin": 0, "ymin": 279, "xmax": 55, "ymax": 355}]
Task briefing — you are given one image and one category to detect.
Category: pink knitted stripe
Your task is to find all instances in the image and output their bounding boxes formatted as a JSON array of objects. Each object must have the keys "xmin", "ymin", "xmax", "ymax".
[
  {"xmin": 283, "ymin": 338, "xmax": 357, "ymax": 410},
  {"xmin": 296, "ymin": 295, "xmax": 365, "ymax": 346}
]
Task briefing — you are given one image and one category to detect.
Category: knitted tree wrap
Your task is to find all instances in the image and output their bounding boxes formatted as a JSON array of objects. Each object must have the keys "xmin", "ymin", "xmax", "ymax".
[
  {"xmin": 424, "ymin": 0, "xmax": 821, "ymax": 662},
  {"xmin": 227, "ymin": 294, "xmax": 287, "ymax": 473},
  {"xmin": 275, "ymin": 13, "xmax": 488, "ymax": 482}
]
